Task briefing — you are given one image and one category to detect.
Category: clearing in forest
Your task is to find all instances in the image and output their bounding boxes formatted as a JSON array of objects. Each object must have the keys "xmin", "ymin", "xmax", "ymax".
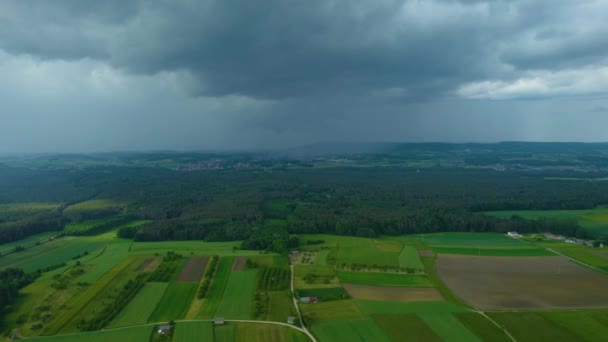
[
  {"xmin": 437, "ymin": 254, "xmax": 608, "ymax": 309},
  {"xmin": 343, "ymin": 283, "xmax": 442, "ymax": 302}
]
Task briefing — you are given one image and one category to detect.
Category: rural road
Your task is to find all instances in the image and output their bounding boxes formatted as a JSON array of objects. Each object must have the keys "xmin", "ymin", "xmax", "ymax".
[
  {"xmin": 291, "ymin": 265, "xmax": 318, "ymax": 342},
  {"xmin": 21, "ymin": 318, "xmax": 318, "ymax": 342}
]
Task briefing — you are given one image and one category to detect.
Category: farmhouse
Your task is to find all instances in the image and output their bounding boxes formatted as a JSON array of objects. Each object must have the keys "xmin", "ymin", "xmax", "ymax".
[
  {"xmin": 214, "ymin": 317, "xmax": 225, "ymax": 325},
  {"xmin": 157, "ymin": 325, "xmax": 171, "ymax": 335},
  {"xmin": 300, "ymin": 296, "xmax": 318, "ymax": 304},
  {"xmin": 507, "ymin": 231, "xmax": 521, "ymax": 238}
]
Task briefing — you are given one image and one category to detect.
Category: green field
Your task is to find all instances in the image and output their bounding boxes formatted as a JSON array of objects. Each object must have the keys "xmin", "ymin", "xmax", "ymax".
[
  {"xmin": 234, "ymin": 322, "xmax": 310, "ymax": 342},
  {"xmin": 338, "ymin": 271, "xmax": 432, "ymax": 287},
  {"xmin": 63, "ymin": 216, "xmax": 127, "ymax": 235},
  {"xmin": 355, "ymin": 300, "xmax": 470, "ymax": 315},
  {"xmin": 110, "ymin": 282, "xmax": 168, "ymax": 327},
  {"xmin": 299, "ymin": 235, "xmax": 402, "ymax": 267},
  {"xmin": 398, "ymin": 246, "xmax": 425, "ymax": 269},
  {"xmin": 215, "ymin": 269, "xmax": 258, "ymax": 319},
  {"xmin": 174, "ymin": 321, "xmax": 214, "ymax": 342},
  {"xmin": 198, "ymin": 256, "xmax": 234, "ymax": 318},
  {"xmin": 483, "ymin": 207, "xmax": 608, "ymax": 237},
  {"xmin": 311, "ymin": 317, "xmax": 390, "ymax": 342},
  {"xmin": 294, "ymin": 264, "xmax": 338, "ymax": 289},
  {"xmin": 24, "ymin": 325, "xmax": 153, "ymax": 342},
  {"xmin": 419, "ymin": 312, "xmax": 481, "ymax": 341},
  {"xmin": 148, "ymin": 282, "xmax": 197, "ymax": 322},
  {"xmin": 549, "ymin": 245, "xmax": 608, "ymax": 271},
  {"xmin": 455, "ymin": 313, "xmax": 512, "ymax": 342},
  {"xmin": 414, "ymin": 232, "xmax": 532, "ymax": 246},
  {"xmin": 215, "ymin": 324, "xmax": 236, "ymax": 342},
  {"xmin": 315, "ymin": 250, "xmax": 329, "ymax": 265},
  {"xmin": 298, "ymin": 287, "xmax": 349, "ymax": 302},
  {"xmin": 489, "ymin": 310, "xmax": 608, "ymax": 342},
  {"xmin": 130, "ymin": 240, "xmax": 263, "ymax": 256},
  {"xmin": 430, "ymin": 246, "xmax": 554, "ymax": 256},
  {"xmin": 372, "ymin": 314, "xmax": 441, "ymax": 341},
  {"xmin": 0, "ymin": 236, "xmax": 106, "ymax": 273},
  {"xmin": 414, "ymin": 232, "xmax": 551, "ymax": 256},
  {"xmin": 264, "ymin": 291, "xmax": 295, "ymax": 322},
  {"xmin": 300, "ymin": 299, "xmax": 362, "ymax": 320},
  {"xmin": 78, "ymin": 240, "xmax": 131, "ymax": 283},
  {"xmin": 0, "ymin": 231, "xmax": 61, "ymax": 255},
  {"xmin": 62, "ymin": 199, "xmax": 124, "ymax": 219}
]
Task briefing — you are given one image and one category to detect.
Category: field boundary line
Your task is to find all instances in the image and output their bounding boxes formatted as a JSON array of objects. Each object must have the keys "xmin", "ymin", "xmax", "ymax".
[
  {"xmin": 545, "ymin": 248, "xmax": 607, "ymax": 274},
  {"xmin": 473, "ymin": 310, "xmax": 517, "ymax": 342}
]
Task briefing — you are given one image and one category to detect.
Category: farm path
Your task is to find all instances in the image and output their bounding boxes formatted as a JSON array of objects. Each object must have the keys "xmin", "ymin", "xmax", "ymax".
[
  {"xmin": 473, "ymin": 310, "xmax": 518, "ymax": 342},
  {"xmin": 18, "ymin": 319, "xmax": 316, "ymax": 342},
  {"xmin": 291, "ymin": 264, "xmax": 318, "ymax": 342},
  {"xmin": 546, "ymin": 248, "xmax": 606, "ymax": 273}
]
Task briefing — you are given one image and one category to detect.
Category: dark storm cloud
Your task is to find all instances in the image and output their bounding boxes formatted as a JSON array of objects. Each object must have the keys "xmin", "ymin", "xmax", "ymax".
[
  {"xmin": 2, "ymin": 0, "xmax": 607, "ymax": 100},
  {"xmin": 1, "ymin": 0, "xmax": 608, "ymax": 152}
]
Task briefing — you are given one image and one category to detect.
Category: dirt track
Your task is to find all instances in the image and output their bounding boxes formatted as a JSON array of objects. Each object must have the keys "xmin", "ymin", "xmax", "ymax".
[
  {"xmin": 437, "ymin": 254, "xmax": 608, "ymax": 310},
  {"xmin": 177, "ymin": 256, "xmax": 209, "ymax": 282},
  {"xmin": 232, "ymin": 256, "xmax": 247, "ymax": 272},
  {"xmin": 138, "ymin": 258, "xmax": 161, "ymax": 272}
]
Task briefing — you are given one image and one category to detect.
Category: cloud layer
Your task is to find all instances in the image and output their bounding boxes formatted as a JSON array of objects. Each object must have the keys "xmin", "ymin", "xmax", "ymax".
[{"xmin": 1, "ymin": 0, "xmax": 607, "ymax": 152}]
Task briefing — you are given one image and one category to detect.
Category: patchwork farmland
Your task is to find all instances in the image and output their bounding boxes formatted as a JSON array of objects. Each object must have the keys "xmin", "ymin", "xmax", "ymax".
[{"xmin": 4, "ymin": 228, "xmax": 608, "ymax": 341}]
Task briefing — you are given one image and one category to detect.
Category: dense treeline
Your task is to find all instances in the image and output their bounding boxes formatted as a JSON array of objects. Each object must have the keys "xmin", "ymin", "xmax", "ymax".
[
  {"xmin": 0, "ymin": 268, "xmax": 37, "ymax": 319},
  {"xmin": 0, "ymin": 212, "xmax": 67, "ymax": 244},
  {"xmin": 2, "ymin": 158, "xmax": 608, "ymax": 248}
]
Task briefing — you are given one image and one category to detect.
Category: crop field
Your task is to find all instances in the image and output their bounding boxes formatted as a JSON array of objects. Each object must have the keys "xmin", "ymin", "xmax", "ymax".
[
  {"xmin": 311, "ymin": 317, "xmax": 390, "ymax": 342},
  {"xmin": 24, "ymin": 325, "xmax": 153, "ymax": 342},
  {"xmin": 338, "ymin": 271, "xmax": 432, "ymax": 287},
  {"xmin": 174, "ymin": 321, "xmax": 214, "ymax": 342},
  {"xmin": 215, "ymin": 269, "xmax": 258, "ymax": 319},
  {"xmin": 437, "ymin": 254, "xmax": 608, "ymax": 309},
  {"xmin": 483, "ymin": 207, "xmax": 608, "ymax": 237},
  {"xmin": 263, "ymin": 291, "xmax": 294, "ymax": 322},
  {"xmin": 109, "ymin": 282, "xmax": 168, "ymax": 327},
  {"xmin": 414, "ymin": 232, "xmax": 553, "ymax": 256},
  {"xmin": 372, "ymin": 314, "xmax": 442, "ymax": 341},
  {"xmin": 148, "ymin": 282, "xmax": 197, "ymax": 322},
  {"xmin": 177, "ymin": 256, "xmax": 208, "ymax": 282},
  {"xmin": 63, "ymin": 216, "xmax": 127, "ymax": 235},
  {"xmin": 129, "ymin": 240, "xmax": 262, "ymax": 256},
  {"xmin": 355, "ymin": 300, "xmax": 470, "ymax": 315},
  {"xmin": 343, "ymin": 283, "xmax": 442, "ymax": 302},
  {"xmin": 548, "ymin": 245, "xmax": 608, "ymax": 271},
  {"xmin": 455, "ymin": 313, "xmax": 511, "ymax": 342},
  {"xmin": 489, "ymin": 310, "xmax": 608, "ymax": 342},
  {"xmin": 300, "ymin": 299, "xmax": 362, "ymax": 320},
  {"xmin": 295, "ymin": 264, "xmax": 339, "ymax": 289},
  {"xmin": 215, "ymin": 324, "xmax": 236, "ymax": 342},
  {"xmin": 299, "ymin": 234, "xmax": 402, "ymax": 266},
  {"xmin": 298, "ymin": 287, "xmax": 349, "ymax": 302},
  {"xmin": 59, "ymin": 257, "xmax": 143, "ymax": 333},
  {"xmin": 197, "ymin": 256, "xmax": 234, "ymax": 318},
  {"xmin": 419, "ymin": 312, "xmax": 481, "ymax": 341},
  {"xmin": 399, "ymin": 246, "xmax": 425, "ymax": 269},
  {"xmin": 234, "ymin": 322, "xmax": 310, "ymax": 342},
  {"xmin": 77, "ymin": 241, "xmax": 131, "ymax": 283},
  {"xmin": 0, "ymin": 236, "xmax": 106, "ymax": 273},
  {"xmin": 0, "ymin": 231, "xmax": 61, "ymax": 255},
  {"xmin": 315, "ymin": 250, "xmax": 329, "ymax": 265}
]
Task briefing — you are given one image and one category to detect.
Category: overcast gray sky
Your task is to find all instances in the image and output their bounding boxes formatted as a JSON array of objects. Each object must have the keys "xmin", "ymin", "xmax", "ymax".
[{"xmin": 1, "ymin": 0, "xmax": 608, "ymax": 152}]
